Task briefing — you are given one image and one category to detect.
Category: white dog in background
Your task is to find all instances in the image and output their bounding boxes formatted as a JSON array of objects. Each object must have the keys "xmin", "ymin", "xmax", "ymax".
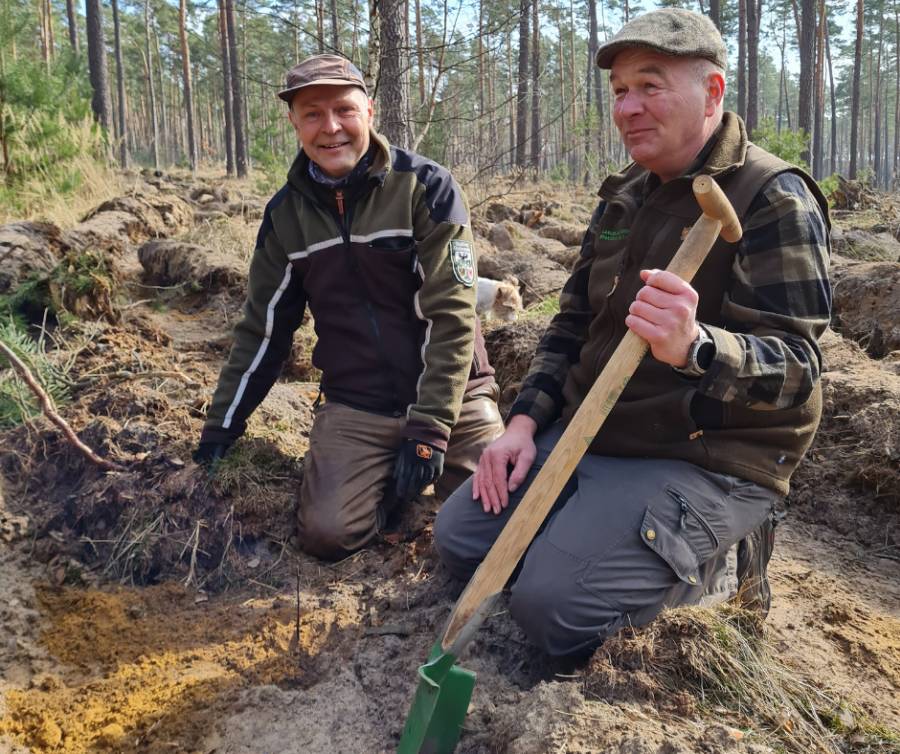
[{"xmin": 476, "ymin": 276, "xmax": 524, "ymax": 322}]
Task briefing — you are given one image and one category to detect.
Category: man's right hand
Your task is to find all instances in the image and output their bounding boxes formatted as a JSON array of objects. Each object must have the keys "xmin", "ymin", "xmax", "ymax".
[
  {"xmin": 472, "ymin": 414, "xmax": 538, "ymax": 515},
  {"xmin": 192, "ymin": 442, "xmax": 231, "ymax": 469}
]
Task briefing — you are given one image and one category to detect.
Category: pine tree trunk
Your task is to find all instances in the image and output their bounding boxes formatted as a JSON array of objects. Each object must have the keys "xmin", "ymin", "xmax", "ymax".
[
  {"xmin": 225, "ymin": 0, "xmax": 247, "ymax": 176},
  {"xmin": 66, "ymin": 0, "xmax": 78, "ymax": 52},
  {"xmin": 746, "ymin": 0, "xmax": 760, "ymax": 134},
  {"xmin": 849, "ymin": 0, "xmax": 863, "ymax": 178},
  {"xmin": 530, "ymin": 0, "xmax": 540, "ymax": 171},
  {"xmin": 85, "ymin": 0, "xmax": 112, "ymax": 133},
  {"xmin": 330, "ymin": 0, "xmax": 339, "ymax": 52},
  {"xmin": 709, "ymin": 0, "xmax": 721, "ymax": 29},
  {"xmin": 365, "ymin": 0, "xmax": 380, "ymax": 93},
  {"xmin": 217, "ymin": 0, "xmax": 234, "ymax": 175},
  {"xmin": 418, "ymin": 0, "xmax": 427, "ymax": 105},
  {"xmin": 873, "ymin": 18, "xmax": 884, "ymax": 185},
  {"xmin": 179, "ymin": 0, "xmax": 197, "ymax": 174},
  {"xmin": 812, "ymin": 0, "xmax": 825, "ymax": 178},
  {"xmin": 154, "ymin": 27, "xmax": 169, "ymax": 165},
  {"xmin": 112, "ymin": 0, "xmax": 127, "ymax": 168},
  {"xmin": 316, "ymin": 0, "xmax": 325, "ymax": 53},
  {"xmin": 826, "ymin": 26, "xmax": 836, "ymax": 176},
  {"xmin": 894, "ymin": 1, "xmax": 899, "ymax": 185},
  {"xmin": 378, "ymin": 0, "xmax": 410, "ymax": 148},
  {"xmin": 737, "ymin": 0, "xmax": 746, "ymax": 120},
  {"xmin": 143, "ymin": 0, "xmax": 159, "ymax": 169},
  {"xmin": 797, "ymin": 0, "xmax": 815, "ymax": 167},
  {"xmin": 507, "ymin": 30, "xmax": 515, "ymax": 170},
  {"xmin": 515, "ymin": 0, "xmax": 529, "ymax": 168}
]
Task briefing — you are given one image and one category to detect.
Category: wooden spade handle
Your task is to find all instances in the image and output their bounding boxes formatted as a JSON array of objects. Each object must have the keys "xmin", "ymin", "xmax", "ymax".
[{"xmin": 441, "ymin": 175, "xmax": 742, "ymax": 651}]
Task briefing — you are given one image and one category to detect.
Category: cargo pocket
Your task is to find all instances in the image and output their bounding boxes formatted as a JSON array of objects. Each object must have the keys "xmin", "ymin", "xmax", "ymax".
[{"xmin": 639, "ymin": 507, "xmax": 703, "ymax": 587}]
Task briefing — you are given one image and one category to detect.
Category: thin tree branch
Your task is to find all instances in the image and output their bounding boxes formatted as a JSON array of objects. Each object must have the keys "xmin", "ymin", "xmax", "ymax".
[{"xmin": 0, "ymin": 341, "xmax": 125, "ymax": 472}]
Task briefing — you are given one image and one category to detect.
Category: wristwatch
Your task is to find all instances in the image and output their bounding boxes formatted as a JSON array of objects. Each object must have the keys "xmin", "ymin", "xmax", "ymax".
[{"xmin": 674, "ymin": 326, "xmax": 716, "ymax": 378}]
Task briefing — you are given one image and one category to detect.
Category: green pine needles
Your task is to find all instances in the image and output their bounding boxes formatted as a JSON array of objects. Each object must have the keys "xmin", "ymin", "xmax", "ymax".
[{"xmin": 0, "ymin": 316, "xmax": 70, "ymax": 428}]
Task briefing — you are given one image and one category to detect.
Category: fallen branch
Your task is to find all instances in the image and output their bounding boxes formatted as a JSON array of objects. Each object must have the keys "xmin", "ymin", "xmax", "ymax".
[{"xmin": 0, "ymin": 340, "xmax": 125, "ymax": 471}]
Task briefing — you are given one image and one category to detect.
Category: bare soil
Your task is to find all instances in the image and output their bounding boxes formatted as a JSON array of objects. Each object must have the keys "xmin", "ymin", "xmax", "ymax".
[{"xmin": 0, "ymin": 176, "xmax": 898, "ymax": 754}]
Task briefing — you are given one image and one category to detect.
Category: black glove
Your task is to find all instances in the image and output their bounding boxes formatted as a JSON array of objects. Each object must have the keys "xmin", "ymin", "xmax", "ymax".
[
  {"xmin": 192, "ymin": 441, "xmax": 231, "ymax": 468},
  {"xmin": 392, "ymin": 439, "xmax": 445, "ymax": 503}
]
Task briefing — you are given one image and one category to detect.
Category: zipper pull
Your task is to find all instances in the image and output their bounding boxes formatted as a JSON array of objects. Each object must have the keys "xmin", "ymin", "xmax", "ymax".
[
  {"xmin": 680, "ymin": 501, "xmax": 688, "ymax": 530},
  {"xmin": 335, "ymin": 189, "xmax": 344, "ymax": 218}
]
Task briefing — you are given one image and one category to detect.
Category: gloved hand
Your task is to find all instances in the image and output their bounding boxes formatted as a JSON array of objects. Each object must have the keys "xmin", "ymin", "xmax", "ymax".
[
  {"xmin": 192, "ymin": 441, "xmax": 231, "ymax": 468},
  {"xmin": 392, "ymin": 439, "xmax": 445, "ymax": 503}
]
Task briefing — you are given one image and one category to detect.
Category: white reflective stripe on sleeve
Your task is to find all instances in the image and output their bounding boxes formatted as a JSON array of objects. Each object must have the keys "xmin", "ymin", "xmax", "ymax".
[
  {"xmin": 350, "ymin": 229, "xmax": 414, "ymax": 244},
  {"xmin": 222, "ymin": 263, "xmax": 294, "ymax": 429},
  {"xmin": 287, "ymin": 235, "xmax": 343, "ymax": 261},
  {"xmin": 409, "ymin": 260, "xmax": 432, "ymax": 418}
]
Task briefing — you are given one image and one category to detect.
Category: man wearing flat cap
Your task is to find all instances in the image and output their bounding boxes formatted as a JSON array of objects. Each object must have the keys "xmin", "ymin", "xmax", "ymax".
[
  {"xmin": 195, "ymin": 54, "xmax": 504, "ymax": 559},
  {"xmin": 436, "ymin": 8, "xmax": 831, "ymax": 656}
]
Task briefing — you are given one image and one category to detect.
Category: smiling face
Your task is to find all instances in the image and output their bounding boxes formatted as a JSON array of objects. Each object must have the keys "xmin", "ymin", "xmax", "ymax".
[
  {"xmin": 287, "ymin": 84, "xmax": 373, "ymax": 178},
  {"xmin": 610, "ymin": 49, "xmax": 724, "ymax": 182}
]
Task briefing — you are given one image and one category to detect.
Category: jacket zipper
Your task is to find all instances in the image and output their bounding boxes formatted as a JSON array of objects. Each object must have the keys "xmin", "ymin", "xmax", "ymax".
[
  {"xmin": 333, "ymin": 187, "xmax": 403, "ymax": 417},
  {"xmin": 667, "ymin": 487, "xmax": 720, "ymax": 550}
]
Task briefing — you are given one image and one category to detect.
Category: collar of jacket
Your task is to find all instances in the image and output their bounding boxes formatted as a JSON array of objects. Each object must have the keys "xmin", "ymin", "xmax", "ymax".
[
  {"xmin": 287, "ymin": 128, "xmax": 393, "ymax": 198},
  {"xmin": 599, "ymin": 112, "xmax": 749, "ymax": 203}
]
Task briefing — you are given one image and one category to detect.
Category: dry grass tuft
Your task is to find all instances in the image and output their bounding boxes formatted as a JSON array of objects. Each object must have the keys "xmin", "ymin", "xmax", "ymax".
[
  {"xmin": 0, "ymin": 152, "xmax": 126, "ymax": 228},
  {"xmin": 586, "ymin": 604, "xmax": 900, "ymax": 754},
  {"xmin": 179, "ymin": 215, "xmax": 259, "ymax": 265}
]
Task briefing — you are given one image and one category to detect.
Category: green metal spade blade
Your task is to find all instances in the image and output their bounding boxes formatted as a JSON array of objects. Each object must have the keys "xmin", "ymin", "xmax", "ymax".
[{"xmin": 397, "ymin": 644, "xmax": 476, "ymax": 754}]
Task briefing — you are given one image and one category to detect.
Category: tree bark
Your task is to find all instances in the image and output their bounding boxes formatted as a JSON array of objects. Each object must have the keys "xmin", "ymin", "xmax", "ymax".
[
  {"xmin": 797, "ymin": 0, "xmax": 815, "ymax": 166},
  {"xmin": 365, "ymin": 0, "xmax": 380, "ymax": 94},
  {"xmin": 179, "ymin": 0, "xmax": 197, "ymax": 174},
  {"xmin": 378, "ymin": 0, "xmax": 411, "ymax": 148},
  {"xmin": 849, "ymin": 0, "xmax": 863, "ymax": 178},
  {"xmin": 812, "ymin": 0, "xmax": 825, "ymax": 178},
  {"xmin": 737, "ymin": 0, "xmax": 746, "ymax": 121},
  {"xmin": 143, "ymin": 0, "xmax": 159, "ymax": 169},
  {"xmin": 515, "ymin": 0, "xmax": 530, "ymax": 168},
  {"xmin": 709, "ymin": 0, "xmax": 721, "ymax": 30},
  {"xmin": 225, "ymin": 0, "xmax": 247, "ymax": 176},
  {"xmin": 112, "ymin": 0, "xmax": 127, "ymax": 168},
  {"xmin": 65, "ymin": 0, "xmax": 78, "ymax": 52},
  {"xmin": 530, "ymin": 0, "xmax": 540, "ymax": 170},
  {"xmin": 85, "ymin": 0, "xmax": 112, "ymax": 133},
  {"xmin": 331, "ymin": 0, "xmax": 340, "ymax": 52},
  {"xmin": 217, "ymin": 0, "xmax": 234, "ymax": 175},
  {"xmin": 746, "ymin": 0, "xmax": 760, "ymax": 134}
]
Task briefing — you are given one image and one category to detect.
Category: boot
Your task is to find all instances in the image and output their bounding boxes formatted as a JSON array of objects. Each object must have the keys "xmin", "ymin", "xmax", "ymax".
[{"xmin": 734, "ymin": 511, "xmax": 778, "ymax": 617}]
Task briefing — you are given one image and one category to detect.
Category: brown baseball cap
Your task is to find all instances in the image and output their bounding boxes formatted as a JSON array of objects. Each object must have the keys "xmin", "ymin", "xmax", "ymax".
[
  {"xmin": 277, "ymin": 54, "xmax": 368, "ymax": 103},
  {"xmin": 595, "ymin": 8, "xmax": 727, "ymax": 70}
]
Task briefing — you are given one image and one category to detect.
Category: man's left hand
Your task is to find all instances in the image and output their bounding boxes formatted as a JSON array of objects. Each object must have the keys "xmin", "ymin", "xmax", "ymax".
[
  {"xmin": 392, "ymin": 439, "xmax": 445, "ymax": 503},
  {"xmin": 625, "ymin": 268, "xmax": 700, "ymax": 367}
]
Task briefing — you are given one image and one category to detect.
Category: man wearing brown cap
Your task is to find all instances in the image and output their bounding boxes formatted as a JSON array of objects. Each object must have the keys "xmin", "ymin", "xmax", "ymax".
[
  {"xmin": 435, "ymin": 8, "xmax": 831, "ymax": 656},
  {"xmin": 195, "ymin": 54, "xmax": 504, "ymax": 559}
]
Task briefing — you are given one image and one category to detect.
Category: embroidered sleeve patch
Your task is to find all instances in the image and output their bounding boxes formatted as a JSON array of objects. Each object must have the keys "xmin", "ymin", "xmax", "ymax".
[{"xmin": 449, "ymin": 239, "xmax": 475, "ymax": 287}]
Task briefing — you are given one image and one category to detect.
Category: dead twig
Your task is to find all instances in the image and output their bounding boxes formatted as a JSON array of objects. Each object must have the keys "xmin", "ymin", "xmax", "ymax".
[{"xmin": 0, "ymin": 339, "xmax": 124, "ymax": 471}]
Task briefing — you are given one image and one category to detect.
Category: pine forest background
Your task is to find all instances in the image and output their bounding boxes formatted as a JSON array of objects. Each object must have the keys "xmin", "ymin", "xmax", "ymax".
[{"xmin": 0, "ymin": 0, "xmax": 894, "ymax": 215}]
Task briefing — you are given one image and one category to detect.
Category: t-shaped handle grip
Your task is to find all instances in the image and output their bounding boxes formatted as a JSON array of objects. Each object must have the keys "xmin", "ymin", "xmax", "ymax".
[{"xmin": 694, "ymin": 174, "xmax": 742, "ymax": 243}]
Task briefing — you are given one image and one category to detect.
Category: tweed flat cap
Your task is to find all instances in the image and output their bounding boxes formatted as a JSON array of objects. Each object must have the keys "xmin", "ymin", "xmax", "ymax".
[
  {"xmin": 595, "ymin": 8, "xmax": 727, "ymax": 70},
  {"xmin": 277, "ymin": 54, "xmax": 368, "ymax": 103}
]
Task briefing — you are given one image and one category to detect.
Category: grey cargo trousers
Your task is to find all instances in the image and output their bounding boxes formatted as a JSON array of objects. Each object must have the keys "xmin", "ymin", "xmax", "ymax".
[{"xmin": 434, "ymin": 422, "xmax": 780, "ymax": 657}]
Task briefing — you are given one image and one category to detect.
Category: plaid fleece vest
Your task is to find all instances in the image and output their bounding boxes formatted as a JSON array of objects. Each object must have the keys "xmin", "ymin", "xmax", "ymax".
[{"xmin": 561, "ymin": 134, "xmax": 829, "ymax": 495}]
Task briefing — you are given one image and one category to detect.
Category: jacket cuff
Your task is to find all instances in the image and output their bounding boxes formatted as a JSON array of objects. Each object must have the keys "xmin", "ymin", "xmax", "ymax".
[
  {"xmin": 404, "ymin": 420, "xmax": 449, "ymax": 452},
  {"xmin": 199, "ymin": 422, "xmax": 243, "ymax": 446},
  {"xmin": 699, "ymin": 325, "xmax": 747, "ymax": 401},
  {"xmin": 507, "ymin": 388, "xmax": 559, "ymax": 433}
]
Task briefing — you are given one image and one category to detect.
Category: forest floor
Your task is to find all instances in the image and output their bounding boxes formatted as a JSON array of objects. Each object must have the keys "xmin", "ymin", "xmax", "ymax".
[{"xmin": 0, "ymin": 170, "xmax": 898, "ymax": 753}]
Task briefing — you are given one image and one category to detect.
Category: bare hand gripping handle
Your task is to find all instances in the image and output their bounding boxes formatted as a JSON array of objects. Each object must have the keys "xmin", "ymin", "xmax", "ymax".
[{"xmin": 440, "ymin": 175, "xmax": 743, "ymax": 651}]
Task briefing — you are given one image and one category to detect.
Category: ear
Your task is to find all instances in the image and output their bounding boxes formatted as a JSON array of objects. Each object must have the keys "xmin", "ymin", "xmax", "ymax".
[
  {"xmin": 705, "ymin": 71, "xmax": 725, "ymax": 115},
  {"xmin": 366, "ymin": 96, "xmax": 375, "ymax": 121}
]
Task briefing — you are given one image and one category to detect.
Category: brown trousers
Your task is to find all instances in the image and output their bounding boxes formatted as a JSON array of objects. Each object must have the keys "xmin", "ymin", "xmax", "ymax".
[{"xmin": 297, "ymin": 387, "xmax": 504, "ymax": 559}]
